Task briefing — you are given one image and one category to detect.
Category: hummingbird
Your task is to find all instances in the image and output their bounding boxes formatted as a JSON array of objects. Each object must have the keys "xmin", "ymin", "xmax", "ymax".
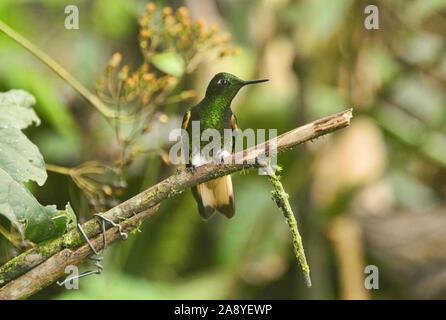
[{"xmin": 181, "ymin": 72, "xmax": 268, "ymax": 219}]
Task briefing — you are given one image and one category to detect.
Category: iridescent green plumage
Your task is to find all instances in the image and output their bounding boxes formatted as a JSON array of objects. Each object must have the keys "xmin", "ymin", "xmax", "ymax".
[
  {"xmin": 182, "ymin": 72, "xmax": 268, "ymax": 219},
  {"xmin": 184, "ymin": 73, "xmax": 243, "ymax": 137}
]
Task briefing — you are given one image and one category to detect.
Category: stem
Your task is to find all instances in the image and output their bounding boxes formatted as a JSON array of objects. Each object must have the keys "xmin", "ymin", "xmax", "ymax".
[
  {"xmin": 45, "ymin": 164, "xmax": 72, "ymax": 176},
  {"xmin": 0, "ymin": 225, "xmax": 18, "ymax": 249},
  {"xmin": 0, "ymin": 19, "xmax": 119, "ymax": 119}
]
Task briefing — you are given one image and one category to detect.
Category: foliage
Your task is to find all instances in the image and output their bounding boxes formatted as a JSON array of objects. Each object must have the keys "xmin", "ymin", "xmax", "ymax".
[{"xmin": 0, "ymin": 90, "xmax": 76, "ymax": 245}]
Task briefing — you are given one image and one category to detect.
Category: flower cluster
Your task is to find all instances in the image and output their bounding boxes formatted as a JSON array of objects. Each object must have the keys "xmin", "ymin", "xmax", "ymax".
[
  {"xmin": 139, "ymin": 4, "xmax": 240, "ymax": 71},
  {"xmin": 96, "ymin": 53, "xmax": 186, "ymax": 113}
]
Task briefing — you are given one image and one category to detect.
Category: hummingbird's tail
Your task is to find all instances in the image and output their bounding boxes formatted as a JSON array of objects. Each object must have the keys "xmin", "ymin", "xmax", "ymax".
[{"xmin": 192, "ymin": 175, "xmax": 235, "ymax": 219}]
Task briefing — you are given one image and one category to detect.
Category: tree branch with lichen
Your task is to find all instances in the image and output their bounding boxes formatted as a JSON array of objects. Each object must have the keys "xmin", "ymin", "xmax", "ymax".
[
  {"xmin": 0, "ymin": 108, "xmax": 353, "ymax": 299},
  {"xmin": 0, "ymin": 205, "xmax": 159, "ymax": 300}
]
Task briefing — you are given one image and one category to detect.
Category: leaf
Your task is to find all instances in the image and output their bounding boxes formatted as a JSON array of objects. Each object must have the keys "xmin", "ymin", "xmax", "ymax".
[
  {"xmin": 0, "ymin": 127, "xmax": 47, "ymax": 186},
  {"xmin": 0, "ymin": 89, "xmax": 77, "ymax": 243},
  {"xmin": 151, "ymin": 52, "xmax": 185, "ymax": 77},
  {"xmin": 0, "ymin": 89, "xmax": 40, "ymax": 129},
  {"xmin": 0, "ymin": 90, "xmax": 47, "ymax": 186},
  {"xmin": 0, "ymin": 168, "xmax": 77, "ymax": 243}
]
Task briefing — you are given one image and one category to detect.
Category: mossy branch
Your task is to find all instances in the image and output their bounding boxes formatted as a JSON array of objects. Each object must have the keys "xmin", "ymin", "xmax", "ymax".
[
  {"xmin": 0, "ymin": 205, "xmax": 159, "ymax": 300},
  {"xmin": 0, "ymin": 108, "xmax": 352, "ymax": 299},
  {"xmin": 267, "ymin": 169, "xmax": 311, "ymax": 287}
]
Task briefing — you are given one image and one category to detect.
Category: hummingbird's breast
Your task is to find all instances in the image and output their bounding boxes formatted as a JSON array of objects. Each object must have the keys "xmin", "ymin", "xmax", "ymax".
[
  {"xmin": 184, "ymin": 98, "xmax": 235, "ymax": 166},
  {"xmin": 190, "ymin": 99, "xmax": 233, "ymax": 132},
  {"xmin": 201, "ymin": 108, "xmax": 232, "ymax": 131},
  {"xmin": 186, "ymin": 100, "xmax": 233, "ymax": 153}
]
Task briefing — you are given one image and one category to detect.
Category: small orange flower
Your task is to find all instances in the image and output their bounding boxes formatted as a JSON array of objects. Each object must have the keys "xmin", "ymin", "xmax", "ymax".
[
  {"xmin": 125, "ymin": 78, "xmax": 135, "ymax": 87},
  {"xmin": 146, "ymin": 2, "xmax": 156, "ymax": 13},
  {"xmin": 102, "ymin": 185, "xmax": 113, "ymax": 196},
  {"xmin": 140, "ymin": 63, "xmax": 149, "ymax": 73},
  {"xmin": 142, "ymin": 73, "xmax": 155, "ymax": 82},
  {"xmin": 121, "ymin": 65, "xmax": 129, "ymax": 74},
  {"xmin": 196, "ymin": 17, "xmax": 206, "ymax": 29},
  {"xmin": 177, "ymin": 6, "xmax": 189, "ymax": 20},
  {"xmin": 165, "ymin": 15, "xmax": 175, "ymax": 26},
  {"xmin": 118, "ymin": 65, "xmax": 129, "ymax": 80},
  {"xmin": 108, "ymin": 52, "xmax": 122, "ymax": 68},
  {"xmin": 162, "ymin": 7, "xmax": 172, "ymax": 17},
  {"xmin": 140, "ymin": 29, "xmax": 150, "ymax": 38}
]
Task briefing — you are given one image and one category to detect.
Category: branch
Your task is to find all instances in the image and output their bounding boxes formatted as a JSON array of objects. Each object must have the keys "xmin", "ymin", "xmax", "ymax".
[
  {"xmin": 0, "ymin": 205, "xmax": 159, "ymax": 300},
  {"xmin": 267, "ymin": 170, "xmax": 311, "ymax": 287},
  {"xmin": 0, "ymin": 108, "xmax": 353, "ymax": 299}
]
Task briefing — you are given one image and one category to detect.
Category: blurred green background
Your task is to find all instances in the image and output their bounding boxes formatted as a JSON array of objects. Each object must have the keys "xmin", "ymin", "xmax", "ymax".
[{"xmin": 1, "ymin": 0, "xmax": 446, "ymax": 299}]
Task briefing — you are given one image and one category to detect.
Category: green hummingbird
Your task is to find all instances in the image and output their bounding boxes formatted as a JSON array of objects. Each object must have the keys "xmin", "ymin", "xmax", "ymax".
[{"xmin": 182, "ymin": 72, "xmax": 268, "ymax": 220}]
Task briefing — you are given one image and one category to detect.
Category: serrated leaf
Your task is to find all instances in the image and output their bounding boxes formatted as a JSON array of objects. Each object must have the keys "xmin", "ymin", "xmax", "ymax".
[
  {"xmin": 151, "ymin": 52, "xmax": 185, "ymax": 77},
  {"xmin": 0, "ymin": 90, "xmax": 46, "ymax": 186},
  {"xmin": 0, "ymin": 168, "xmax": 77, "ymax": 243}
]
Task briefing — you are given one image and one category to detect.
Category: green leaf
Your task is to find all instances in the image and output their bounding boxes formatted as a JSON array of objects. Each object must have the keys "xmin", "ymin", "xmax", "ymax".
[
  {"xmin": 0, "ymin": 168, "xmax": 77, "ymax": 243},
  {"xmin": 0, "ymin": 127, "xmax": 47, "ymax": 186},
  {"xmin": 0, "ymin": 89, "xmax": 77, "ymax": 243},
  {"xmin": 0, "ymin": 90, "xmax": 47, "ymax": 186},
  {"xmin": 151, "ymin": 52, "xmax": 185, "ymax": 77},
  {"xmin": 0, "ymin": 89, "xmax": 40, "ymax": 129}
]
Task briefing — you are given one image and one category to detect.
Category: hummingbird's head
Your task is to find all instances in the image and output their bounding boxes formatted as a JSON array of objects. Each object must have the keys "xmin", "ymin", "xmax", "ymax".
[{"xmin": 205, "ymin": 72, "xmax": 268, "ymax": 102}]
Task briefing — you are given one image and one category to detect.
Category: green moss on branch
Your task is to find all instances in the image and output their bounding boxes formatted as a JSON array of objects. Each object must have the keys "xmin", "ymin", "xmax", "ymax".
[{"xmin": 267, "ymin": 170, "xmax": 312, "ymax": 288}]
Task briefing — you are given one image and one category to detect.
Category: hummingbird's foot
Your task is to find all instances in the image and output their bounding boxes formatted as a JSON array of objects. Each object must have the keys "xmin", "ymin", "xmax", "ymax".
[
  {"xmin": 216, "ymin": 149, "xmax": 231, "ymax": 164},
  {"xmin": 186, "ymin": 166, "xmax": 196, "ymax": 173},
  {"xmin": 191, "ymin": 153, "xmax": 208, "ymax": 167},
  {"xmin": 56, "ymin": 214, "xmax": 127, "ymax": 287}
]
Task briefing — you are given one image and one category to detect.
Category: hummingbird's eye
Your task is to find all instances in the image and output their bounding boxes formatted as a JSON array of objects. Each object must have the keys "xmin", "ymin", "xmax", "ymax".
[{"xmin": 218, "ymin": 79, "xmax": 230, "ymax": 86}]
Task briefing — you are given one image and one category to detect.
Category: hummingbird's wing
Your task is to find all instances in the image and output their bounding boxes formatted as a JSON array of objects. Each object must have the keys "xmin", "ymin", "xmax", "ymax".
[
  {"xmin": 230, "ymin": 113, "xmax": 238, "ymax": 129},
  {"xmin": 230, "ymin": 113, "xmax": 238, "ymax": 153},
  {"xmin": 181, "ymin": 109, "xmax": 193, "ymax": 168},
  {"xmin": 182, "ymin": 109, "xmax": 191, "ymax": 130}
]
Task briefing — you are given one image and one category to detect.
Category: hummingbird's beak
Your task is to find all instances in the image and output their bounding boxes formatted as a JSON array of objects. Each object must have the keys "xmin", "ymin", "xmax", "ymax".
[{"xmin": 242, "ymin": 79, "xmax": 269, "ymax": 86}]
